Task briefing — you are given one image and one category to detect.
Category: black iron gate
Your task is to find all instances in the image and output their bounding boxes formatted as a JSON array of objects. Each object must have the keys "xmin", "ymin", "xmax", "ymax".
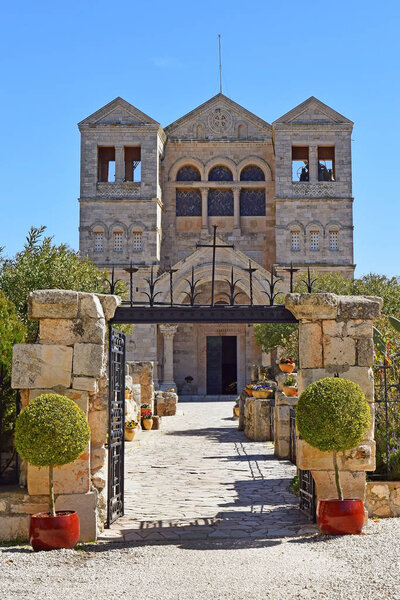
[
  {"xmin": 299, "ymin": 469, "xmax": 316, "ymax": 522},
  {"xmin": 107, "ymin": 327, "xmax": 126, "ymax": 527},
  {"xmin": 289, "ymin": 407, "xmax": 296, "ymax": 464}
]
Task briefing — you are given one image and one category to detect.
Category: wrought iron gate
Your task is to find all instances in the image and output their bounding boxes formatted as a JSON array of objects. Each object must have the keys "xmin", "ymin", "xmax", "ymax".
[
  {"xmin": 289, "ymin": 407, "xmax": 296, "ymax": 464},
  {"xmin": 107, "ymin": 327, "xmax": 126, "ymax": 527},
  {"xmin": 299, "ymin": 469, "xmax": 316, "ymax": 522}
]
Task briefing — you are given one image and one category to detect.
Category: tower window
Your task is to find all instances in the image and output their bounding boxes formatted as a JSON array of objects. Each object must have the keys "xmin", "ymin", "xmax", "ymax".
[
  {"xmin": 113, "ymin": 232, "xmax": 123, "ymax": 252},
  {"xmin": 176, "ymin": 165, "xmax": 201, "ymax": 181},
  {"xmin": 292, "ymin": 147, "xmax": 309, "ymax": 182},
  {"xmin": 290, "ymin": 231, "xmax": 300, "ymax": 251},
  {"xmin": 310, "ymin": 231, "xmax": 319, "ymax": 251},
  {"xmin": 318, "ymin": 147, "xmax": 335, "ymax": 181},
  {"xmin": 132, "ymin": 232, "xmax": 142, "ymax": 252},
  {"xmin": 94, "ymin": 232, "xmax": 104, "ymax": 252},
  {"xmin": 329, "ymin": 230, "xmax": 339, "ymax": 250},
  {"xmin": 125, "ymin": 147, "xmax": 141, "ymax": 182},
  {"xmin": 98, "ymin": 147, "xmax": 115, "ymax": 182},
  {"xmin": 208, "ymin": 165, "xmax": 233, "ymax": 182}
]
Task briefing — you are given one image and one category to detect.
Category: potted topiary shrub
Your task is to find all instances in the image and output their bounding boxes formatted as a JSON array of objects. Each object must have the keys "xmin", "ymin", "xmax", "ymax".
[
  {"xmin": 14, "ymin": 393, "xmax": 91, "ymax": 551},
  {"xmin": 296, "ymin": 377, "xmax": 371, "ymax": 535}
]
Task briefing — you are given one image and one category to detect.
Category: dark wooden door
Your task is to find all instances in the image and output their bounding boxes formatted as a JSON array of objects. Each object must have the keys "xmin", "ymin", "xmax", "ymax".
[{"xmin": 206, "ymin": 336, "xmax": 237, "ymax": 395}]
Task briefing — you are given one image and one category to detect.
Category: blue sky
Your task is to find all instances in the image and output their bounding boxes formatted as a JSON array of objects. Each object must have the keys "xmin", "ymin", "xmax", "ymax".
[{"xmin": 1, "ymin": 0, "xmax": 399, "ymax": 276}]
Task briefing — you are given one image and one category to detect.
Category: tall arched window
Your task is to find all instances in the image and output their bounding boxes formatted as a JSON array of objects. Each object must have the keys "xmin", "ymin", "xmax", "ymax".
[
  {"xmin": 176, "ymin": 165, "xmax": 201, "ymax": 181},
  {"xmin": 208, "ymin": 165, "xmax": 233, "ymax": 181},
  {"xmin": 240, "ymin": 165, "xmax": 265, "ymax": 181}
]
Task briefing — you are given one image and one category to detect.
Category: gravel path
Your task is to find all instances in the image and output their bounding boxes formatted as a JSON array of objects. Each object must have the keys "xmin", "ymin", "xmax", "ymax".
[{"xmin": 2, "ymin": 401, "xmax": 400, "ymax": 599}]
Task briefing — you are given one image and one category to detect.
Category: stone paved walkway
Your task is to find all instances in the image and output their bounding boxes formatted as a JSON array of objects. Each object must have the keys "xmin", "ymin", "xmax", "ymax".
[{"xmin": 99, "ymin": 401, "xmax": 316, "ymax": 543}]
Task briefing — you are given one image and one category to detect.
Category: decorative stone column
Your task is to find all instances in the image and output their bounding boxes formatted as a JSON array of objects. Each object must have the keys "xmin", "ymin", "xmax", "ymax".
[
  {"xmin": 285, "ymin": 293, "xmax": 380, "ymax": 503},
  {"xmin": 233, "ymin": 187, "xmax": 241, "ymax": 236},
  {"xmin": 159, "ymin": 324, "xmax": 178, "ymax": 391},
  {"xmin": 201, "ymin": 188, "xmax": 208, "ymax": 232},
  {"xmin": 115, "ymin": 146, "xmax": 125, "ymax": 183},
  {"xmin": 9, "ymin": 290, "xmax": 120, "ymax": 542},
  {"xmin": 309, "ymin": 146, "xmax": 318, "ymax": 182}
]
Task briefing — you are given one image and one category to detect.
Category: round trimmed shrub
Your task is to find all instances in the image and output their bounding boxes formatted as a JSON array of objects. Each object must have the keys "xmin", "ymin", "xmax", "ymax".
[
  {"xmin": 296, "ymin": 377, "xmax": 371, "ymax": 453},
  {"xmin": 15, "ymin": 393, "xmax": 91, "ymax": 467}
]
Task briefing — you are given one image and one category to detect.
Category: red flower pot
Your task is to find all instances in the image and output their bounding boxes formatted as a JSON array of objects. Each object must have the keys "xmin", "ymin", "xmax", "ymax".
[
  {"xmin": 29, "ymin": 511, "xmax": 80, "ymax": 551},
  {"xmin": 317, "ymin": 499, "xmax": 365, "ymax": 535}
]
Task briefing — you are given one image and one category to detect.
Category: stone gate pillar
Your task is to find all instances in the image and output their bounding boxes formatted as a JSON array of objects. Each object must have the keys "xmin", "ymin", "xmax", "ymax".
[
  {"xmin": 285, "ymin": 293, "xmax": 380, "ymax": 502},
  {"xmin": 159, "ymin": 324, "xmax": 178, "ymax": 392},
  {"xmin": 10, "ymin": 290, "xmax": 120, "ymax": 542}
]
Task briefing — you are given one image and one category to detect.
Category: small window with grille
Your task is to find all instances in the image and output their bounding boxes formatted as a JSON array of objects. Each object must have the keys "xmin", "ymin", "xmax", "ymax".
[
  {"xmin": 132, "ymin": 232, "xmax": 142, "ymax": 252},
  {"xmin": 291, "ymin": 231, "xmax": 300, "ymax": 251},
  {"xmin": 329, "ymin": 230, "xmax": 339, "ymax": 250},
  {"xmin": 113, "ymin": 232, "xmax": 123, "ymax": 252},
  {"xmin": 310, "ymin": 231, "xmax": 319, "ymax": 251},
  {"xmin": 94, "ymin": 232, "xmax": 104, "ymax": 252}
]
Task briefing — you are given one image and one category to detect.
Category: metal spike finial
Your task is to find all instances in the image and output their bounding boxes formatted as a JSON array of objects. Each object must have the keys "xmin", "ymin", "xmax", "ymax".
[
  {"xmin": 263, "ymin": 268, "xmax": 283, "ymax": 306},
  {"xmin": 300, "ymin": 267, "xmax": 318, "ymax": 294},
  {"xmin": 221, "ymin": 266, "xmax": 244, "ymax": 306}
]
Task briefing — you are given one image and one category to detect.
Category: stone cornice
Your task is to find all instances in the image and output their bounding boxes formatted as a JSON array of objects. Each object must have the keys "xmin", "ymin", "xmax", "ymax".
[
  {"xmin": 79, "ymin": 197, "xmax": 164, "ymax": 208},
  {"xmin": 274, "ymin": 196, "xmax": 354, "ymax": 203}
]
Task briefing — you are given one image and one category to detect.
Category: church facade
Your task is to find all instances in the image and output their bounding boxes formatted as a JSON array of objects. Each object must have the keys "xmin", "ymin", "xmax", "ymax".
[{"xmin": 78, "ymin": 94, "xmax": 355, "ymax": 396}]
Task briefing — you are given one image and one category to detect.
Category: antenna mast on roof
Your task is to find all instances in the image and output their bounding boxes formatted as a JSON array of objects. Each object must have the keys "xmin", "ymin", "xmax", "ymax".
[{"xmin": 218, "ymin": 34, "xmax": 222, "ymax": 94}]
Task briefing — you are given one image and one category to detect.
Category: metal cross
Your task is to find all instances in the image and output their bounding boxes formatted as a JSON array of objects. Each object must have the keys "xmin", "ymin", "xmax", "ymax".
[
  {"xmin": 279, "ymin": 262, "xmax": 301, "ymax": 293},
  {"xmin": 124, "ymin": 262, "xmax": 139, "ymax": 307},
  {"xmin": 196, "ymin": 225, "xmax": 234, "ymax": 307},
  {"xmin": 243, "ymin": 260, "xmax": 258, "ymax": 306},
  {"xmin": 165, "ymin": 265, "xmax": 178, "ymax": 306}
]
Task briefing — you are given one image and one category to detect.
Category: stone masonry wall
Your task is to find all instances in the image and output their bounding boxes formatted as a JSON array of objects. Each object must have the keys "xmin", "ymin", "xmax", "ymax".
[
  {"xmin": 7, "ymin": 289, "xmax": 120, "ymax": 542},
  {"xmin": 286, "ymin": 293, "xmax": 380, "ymax": 503}
]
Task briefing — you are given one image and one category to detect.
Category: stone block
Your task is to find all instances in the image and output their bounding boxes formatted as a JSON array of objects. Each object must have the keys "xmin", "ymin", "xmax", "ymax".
[
  {"xmin": 285, "ymin": 293, "xmax": 338, "ymax": 320},
  {"xmin": 88, "ymin": 408, "xmax": 108, "ymax": 446},
  {"xmin": 39, "ymin": 317, "xmax": 105, "ymax": 346},
  {"xmin": 96, "ymin": 294, "xmax": 121, "ymax": 321},
  {"xmin": 322, "ymin": 320, "xmax": 344, "ymax": 337},
  {"xmin": 356, "ymin": 338, "xmax": 374, "ymax": 367},
  {"xmin": 323, "ymin": 335, "xmax": 356, "ymax": 367},
  {"xmin": 12, "ymin": 344, "xmax": 72, "ymax": 389},
  {"xmin": 299, "ymin": 322, "xmax": 323, "ymax": 368},
  {"xmin": 297, "ymin": 368, "xmax": 326, "ymax": 394},
  {"xmin": 0, "ymin": 515, "xmax": 30, "ymax": 542},
  {"xmin": 91, "ymin": 446, "xmax": 106, "ymax": 470},
  {"xmin": 55, "ymin": 492, "xmax": 98, "ymax": 542},
  {"xmin": 346, "ymin": 320, "xmax": 373, "ymax": 338},
  {"xmin": 297, "ymin": 440, "xmax": 375, "ymax": 471},
  {"xmin": 338, "ymin": 296, "xmax": 381, "ymax": 321},
  {"xmin": 340, "ymin": 366, "xmax": 375, "ymax": 402},
  {"xmin": 28, "ymin": 452, "xmax": 90, "ymax": 496},
  {"xmin": 79, "ymin": 293, "xmax": 104, "ymax": 319},
  {"xmin": 73, "ymin": 376, "xmax": 99, "ymax": 393},
  {"xmin": 28, "ymin": 290, "xmax": 79, "ymax": 320},
  {"xmin": 29, "ymin": 388, "xmax": 89, "ymax": 414},
  {"xmin": 275, "ymin": 438, "xmax": 290, "ymax": 459},
  {"xmin": 244, "ymin": 398, "xmax": 271, "ymax": 441},
  {"xmin": 312, "ymin": 470, "xmax": 366, "ymax": 501},
  {"xmin": 155, "ymin": 392, "xmax": 177, "ymax": 416},
  {"xmin": 73, "ymin": 343, "xmax": 104, "ymax": 377}
]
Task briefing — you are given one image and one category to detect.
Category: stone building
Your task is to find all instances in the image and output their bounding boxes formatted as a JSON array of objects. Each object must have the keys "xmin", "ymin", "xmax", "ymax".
[{"xmin": 78, "ymin": 94, "xmax": 355, "ymax": 396}]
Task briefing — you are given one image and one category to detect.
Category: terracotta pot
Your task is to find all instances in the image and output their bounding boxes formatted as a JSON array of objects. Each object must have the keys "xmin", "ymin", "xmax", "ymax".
[
  {"xmin": 29, "ymin": 511, "xmax": 80, "ymax": 552},
  {"xmin": 233, "ymin": 405, "xmax": 240, "ymax": 417},
  {"xmin": 317, "ymin": 499, "xmax": 365, "ymax": 535},
  {"xmin": 246, "ymin": 387, "xmax": 253, "ymax": 396},
  {"xmin": 142, "ymin": 418, "xmax": 153, "ymax": 430},
  {"xmin": 125, "ymin": 427, "xmax": 136, "ymax": 441},
  {"xmin": 283, "ymin": 385, "xmax": 298, "ymax": 397},
  {"xmin": 252, "ymin": 390, "xmax": 273, "ymax": 399},
  {"xmin": 279, "ymin": 363, "xmax": 295, "ymax": 373}
]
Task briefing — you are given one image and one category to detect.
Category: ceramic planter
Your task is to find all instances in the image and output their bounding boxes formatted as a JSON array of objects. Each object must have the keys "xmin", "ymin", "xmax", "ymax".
[
  {"xmin": 142, "ymin": 418, "xmax": 153, "ymax": 430},
  {"xmin": 279, "ymin": 363, "xmax": 295, "ymax": 373},
  {"xmin": 317, "ymin": 499, "xmax": 365, "ymax": 535},
  {"xmin": 125, "ymin": 427, "xmax": 136, "ymax": 441},
  {"xmin": 233, "ymin": 405, "xmax": 240, "ymax": 417},
  {"xmin": 29, "ymin": 511, "xmax": 80, "ymax": 551},
  {"xmin": 252, "ymin": 389, "xmax": 273, "ymax": 399},
  {"xmin": 283, "ymin": 385, "xmax": 298, "ymax": 397}
]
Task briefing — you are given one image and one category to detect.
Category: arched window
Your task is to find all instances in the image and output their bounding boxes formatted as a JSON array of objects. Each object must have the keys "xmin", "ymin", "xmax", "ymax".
[
  {"xmin": 290, "ymin": 231, "xmax": 300, "ymax": 251},
  {"xmin": 196, "ymin": 123, "xmax": 204, "ymax": 138},
  {"xmin": 132, "ymin": 232, "xmax": 143, "ymax": 252},
  {"xmin": 93, "ymin": 230, "xmax": 104, "ymax": 252},
  {"xmin": 240, "ymin": 189, "xmax": 265, "ymax": 216},
  {"xmin": 176, "ymin": 165, "xmax": 201, "ymax": 181},
  {"xmin": 208, "ymin": 189, "xmax": 234, "ymax": 216},
  {"xmin": 238, "ymin": 124, "xmax": 247, "ymax": 138},
  {"xmin": 329, "ymin": 230, "xmax": 339, "ymax": 250},
  {"xmin": 176, "ymin": 190, "xmax": 202, "ymax": 216},
  {"xmin": 208, "ymin": 165, "xmax": 233, "ymax": 182},
  {"xmin": 310, "ymin": 230, "xmax": 320, "ymax": 251},
  {"xmin": 113, "ymin": 231, "xmax": 123, "ymax": 252},
  {"xmin": 240, "ymin": 165, "xmax": 265, "ymax": 181}
]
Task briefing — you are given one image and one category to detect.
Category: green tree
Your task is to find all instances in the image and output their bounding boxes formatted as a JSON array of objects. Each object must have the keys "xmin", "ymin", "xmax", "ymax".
[
  {"xmin": 0, "ymin": 226, "xmax": 124, "ymax": 341},
  {"xmin": 0, "ymin": 291, "xmax": 26, "ymax": 453},
  {"xmin": 254, "ymin": 322, "xmax": 298, "ymax": 362}
]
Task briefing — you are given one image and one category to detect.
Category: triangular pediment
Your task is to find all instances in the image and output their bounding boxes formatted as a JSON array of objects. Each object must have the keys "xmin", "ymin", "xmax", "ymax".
[
  {"xmin": 78, "ymin": 97, "xmax": 159, "ymax": 128},
  {"xmin": 165, "ymin": 93, "xmax": 272, "ymax": 139},
  {"xmin": 273, "ymin": 96, "xmax": 353, "ymax": 125}
]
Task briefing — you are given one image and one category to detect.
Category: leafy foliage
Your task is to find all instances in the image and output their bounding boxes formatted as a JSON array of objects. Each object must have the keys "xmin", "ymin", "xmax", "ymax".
[
  {"xmin": 0, "ymin": 291, "xmax": 26, "ymax": 449},
  {"xmin": 14, "ymin": 394, "xmax": 90, "ymax": 467},
  {"xmin": 296, "ymin": 377, "xmax": 371, "ymax": 453},
  {"xmin": 0, "ymin": 226, "xmax": 125, "ymax": 341},
  {"xmin": 254, "ymin": 322, "xmax": 298, "ymax": 362}
]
